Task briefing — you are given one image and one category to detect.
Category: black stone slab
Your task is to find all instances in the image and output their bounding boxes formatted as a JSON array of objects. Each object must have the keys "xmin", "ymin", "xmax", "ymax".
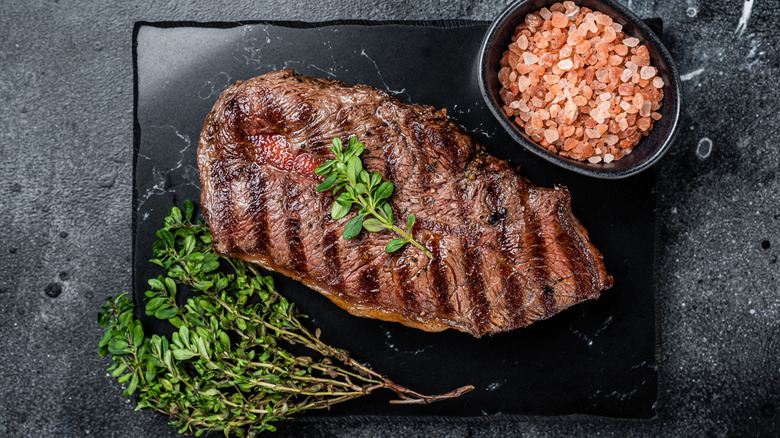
[{"xmin": 133, "ymin": 21, "xmax": 658, "ymax": 420}]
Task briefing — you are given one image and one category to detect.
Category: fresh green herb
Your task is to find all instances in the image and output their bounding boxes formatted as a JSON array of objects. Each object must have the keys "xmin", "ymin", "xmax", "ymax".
[
  {"xmin": 98, "ymin": 201, "xmax": 470, "ymax": 437},
  {"xmin": 314, "ymin": 136, "xmax": 433, "ymax": 259}
]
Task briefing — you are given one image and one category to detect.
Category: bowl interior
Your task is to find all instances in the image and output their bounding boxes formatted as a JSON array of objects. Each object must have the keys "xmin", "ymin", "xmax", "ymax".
[{"xmin": 479, "ymin": 0, "xmax": 681, "ymax": 179}]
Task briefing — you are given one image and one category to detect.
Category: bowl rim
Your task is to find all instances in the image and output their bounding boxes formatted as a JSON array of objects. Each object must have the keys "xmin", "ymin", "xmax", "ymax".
[{"xmin": 477, "ymin": 0, "xmax": 682, "ymax": 179}]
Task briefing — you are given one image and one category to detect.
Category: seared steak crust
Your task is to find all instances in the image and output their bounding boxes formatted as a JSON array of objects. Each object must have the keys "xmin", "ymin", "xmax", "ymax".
[{"xmin": 198, "ymin": 69, "xmax": 613, "ymax": 337}]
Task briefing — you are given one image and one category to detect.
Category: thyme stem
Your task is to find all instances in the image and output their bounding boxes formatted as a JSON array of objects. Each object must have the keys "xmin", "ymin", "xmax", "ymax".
[{"xmin": 97, "ymin": 201, "xmax": 471, "ymax": 437}]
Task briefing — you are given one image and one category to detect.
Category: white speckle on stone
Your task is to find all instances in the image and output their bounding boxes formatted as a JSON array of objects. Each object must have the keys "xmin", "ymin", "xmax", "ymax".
[
  {"xmin": 735, "ymin": 0, "xmax": 754, "ymax": 36},
  {"xmin": 697, "ymin": 137, "xmax": 713, "ymax": 159},
  {"xmin": 681, "ymin": 68, "xmax": 706, "ymax": 82},
  {"xmin": 686, "ymin": 7, "xmax": 697, "ymax": 17},
  {"xmin": 750, "ymin": 309, "xmax": 756, "ymax": 315},
  {"xmin": 486, "ymin": 380, "xmax": 505, "ymax": 391}
]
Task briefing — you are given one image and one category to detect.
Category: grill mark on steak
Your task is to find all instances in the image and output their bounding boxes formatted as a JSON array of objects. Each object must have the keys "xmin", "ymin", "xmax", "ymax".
[
  {"xmin": 322, "ymin": 229, "xmax": 342, "ymax": 287},
  {"xmin": 198, "ymin": 70, "xmax": 613, "ymax": 336},
  {"xmin": 394, "ymin": 261, "xmax": 422, "ymax": 318},
  {"xmin": 523, "ymin": 190, "xmax": 556, "ymax": 319},
  {"xmin": 428, "ymin": 237, "xmax": 454, "ymax": 318},
  {"xmin": 359, "ymin": 266, "xmax": 380, "ymax": 303},
  {"xmin": 542, "ymin": 285, "xmax": 556, "ymax": 317},
  {"xmin": 550, "ymin": 201, "xmax": 591, "ymax": 303},
  {"xmin": 282, "ymin": 176, "xmax": 307, "ymax": 276},
  {"xmin": 380, "ymin": 122, "xmax": 404, "ymax": 186},
  {"xmin": 499, "ymin": 262, "xmax": 525, "ymax": 327},
  {"xmin": 555, "ymin": 201, "xmax": 601, "ymax": 302},
  {"xmin": 452, "ymin": 180, "xmax": 490, "ymax": 335},
  {"xmin": 462, "ymin": 230, "xmax": 490, "ymax": 335},
  {"xmin": 485, "ymin": 179, "xmax": 526, "ymax": 327},
  {"xmin": 246, "ymin": 169, "xmax": 270, "ymax": 255},
  {"xmin": 533, "ymin": 224, "xmax": 556, "ymax": 318},
  {"xmin": 211, "ymin": 159, "xmax": 237, "ymax": 253}
]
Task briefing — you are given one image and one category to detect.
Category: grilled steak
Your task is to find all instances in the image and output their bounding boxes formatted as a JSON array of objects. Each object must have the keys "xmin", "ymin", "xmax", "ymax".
[{"xmin": 198, "ymin": 69, "xmax": 613, "ymax": 337}]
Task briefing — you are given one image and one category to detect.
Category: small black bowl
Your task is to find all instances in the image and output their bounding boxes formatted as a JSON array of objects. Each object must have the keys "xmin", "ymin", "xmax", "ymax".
[{"xmin": 478, "ymin": 0, "xmax": 682, "ymax": 179}]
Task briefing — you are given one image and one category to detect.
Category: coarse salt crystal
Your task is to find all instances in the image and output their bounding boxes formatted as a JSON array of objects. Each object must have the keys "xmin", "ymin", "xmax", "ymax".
[
  {"xmin": 523, "ymin": 52, "xmax": 539, "ymax": 64},
  {"xmin": 625, "ymin": 61, "xmax": 638, "ymax": 73},
  {"xmin": 517, "ymin": 76, "xmax": 531, "ymax": 92},
  {"xmin": 623, "ymin": 37, "xmax": 639, "ymax": 47},
  {"xmin": 640, "ymin": 101, "xmax": 652, "ymax": 117},
  {"xmin": 567, "ymin": 29, "xmax": 583, "ymax": 46},
  {"xmin": 518, "ymin": 99, "xmax": 530, "ymax": 112},
  {"xmin": 572, "ymin": 95, "xmax": 587, "ymax": 106},
  {"xmin": 653, "ymin": 76, "xmax": 664, "ymax": 88},
  {"xmin": 558, "ymin": 59, "xmax": 574, "ymax": 71},
  {"xmin": 544, "ymin": 128, "xmax": 559, "ymax": 142},
  {"xmin": 637, "ymin": 117, "xmax": 652, "ymax": 131},
  {"xmin": 640, "ymin": 66, "xmax": 656, "ymax": 80},
  {"xmin": 517, "ymin": 35, "xmax": 529, "ymax": 50},
  {"xmin": 588, "ymin": 156, "xmax": 603, "ymax": 163},
  {"xmin": 619, "ymin": 101, "xmax": 631, "ymax": 111},
  {"xmin": 604, "ymin": 135, "xmax": 619, "ymax": 145},
  {"xmin": 594, "ymin": 13, "xmax": 612, "ymax": 26},
  {"xmin": 604, "ymin": 153, "xmax": 614, "ymax": 163}
]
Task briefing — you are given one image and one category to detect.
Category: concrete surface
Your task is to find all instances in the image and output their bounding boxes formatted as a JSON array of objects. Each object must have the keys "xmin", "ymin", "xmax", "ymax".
[{"xmin": 0, "ymin": 0, "xmax": 778, "ymax": 436}]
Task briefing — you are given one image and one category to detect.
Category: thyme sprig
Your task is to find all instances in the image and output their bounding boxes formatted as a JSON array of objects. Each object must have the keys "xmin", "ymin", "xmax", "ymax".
[
  {"xmin": 98, "ymin": 201, "xmax": 470, "ymax": 437},
  {"xmin": 315, "ymin": 136, "xmax": 433, "ymax": 259}
]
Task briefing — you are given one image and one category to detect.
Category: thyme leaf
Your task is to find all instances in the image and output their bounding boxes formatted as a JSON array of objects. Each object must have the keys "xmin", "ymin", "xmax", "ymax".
[{"xmin": 315, "ymin": 136, "xmax": 433, "ymax": 259}]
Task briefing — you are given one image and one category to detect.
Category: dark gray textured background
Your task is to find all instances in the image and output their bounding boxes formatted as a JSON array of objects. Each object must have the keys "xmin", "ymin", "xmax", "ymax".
[{"xmin": 0, "ymin": 0, "xmax": 778, "ymax": 437}]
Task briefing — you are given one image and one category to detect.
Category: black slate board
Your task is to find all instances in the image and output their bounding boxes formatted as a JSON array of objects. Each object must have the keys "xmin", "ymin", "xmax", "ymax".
[{"xmin": 133, "ymin": 20, "xmax": 658, "ymax": 420}]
